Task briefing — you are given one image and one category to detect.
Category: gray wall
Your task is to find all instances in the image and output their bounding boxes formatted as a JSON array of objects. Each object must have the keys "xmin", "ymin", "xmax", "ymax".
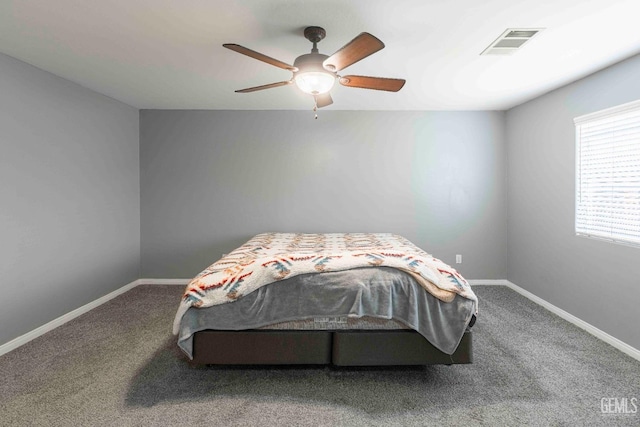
[
  {"xmin": 506, "ymin": 53, "xmax": 640, "ymax": 351},
  {"xmin": 140, "ymin": 110, "xmax": 506, "ymax": 280},
  {"xmin": 0, "ymin": 53, "xmax": 140, "ymax": 345}
]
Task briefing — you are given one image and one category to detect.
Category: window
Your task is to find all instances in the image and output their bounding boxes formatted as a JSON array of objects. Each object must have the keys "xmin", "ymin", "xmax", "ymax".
[{"xmin": 575, "ymin": 100, "xmax": 640, "ymax": 248}]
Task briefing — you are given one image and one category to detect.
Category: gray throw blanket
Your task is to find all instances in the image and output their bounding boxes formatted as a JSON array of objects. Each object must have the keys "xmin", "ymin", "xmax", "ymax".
[{"xmin": 177, "ymin": 267, "xmax": 476, "ymax": 359}]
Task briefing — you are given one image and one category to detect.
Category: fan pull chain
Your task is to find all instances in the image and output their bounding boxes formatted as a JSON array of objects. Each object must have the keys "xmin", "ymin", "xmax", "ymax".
[{"xmin": 313, "ymin": 98, "xmax": 318, "ymax": 119}]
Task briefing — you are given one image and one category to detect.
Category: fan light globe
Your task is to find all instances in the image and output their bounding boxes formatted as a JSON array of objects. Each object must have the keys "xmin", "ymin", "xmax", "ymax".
[{"xmin": 294, "ymin": 71, "xmax": 335, "ymax": 95}]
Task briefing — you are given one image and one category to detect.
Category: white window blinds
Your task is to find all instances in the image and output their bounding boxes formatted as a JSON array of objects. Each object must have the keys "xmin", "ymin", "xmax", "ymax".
[{"xmin": 574, "ymin": 100, "xmax": 640, "ymax": 248}]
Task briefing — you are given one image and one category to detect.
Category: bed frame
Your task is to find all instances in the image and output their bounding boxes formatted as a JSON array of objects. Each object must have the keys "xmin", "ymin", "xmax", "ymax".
[{"xmin": 191, "ymin": 328, "xmax": 472, "ymax": 366}]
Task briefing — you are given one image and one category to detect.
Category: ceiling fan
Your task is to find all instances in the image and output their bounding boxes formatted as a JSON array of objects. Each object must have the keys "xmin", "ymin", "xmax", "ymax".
[{"xmin": 223, "ymin": 26, "xmax": 406, "ymax": 110}]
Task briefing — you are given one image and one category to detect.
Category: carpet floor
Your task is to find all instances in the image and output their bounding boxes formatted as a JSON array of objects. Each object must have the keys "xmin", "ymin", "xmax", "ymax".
[{"xmin": 0, "ymin": 285, "xmax": 638, "ymax": 426}]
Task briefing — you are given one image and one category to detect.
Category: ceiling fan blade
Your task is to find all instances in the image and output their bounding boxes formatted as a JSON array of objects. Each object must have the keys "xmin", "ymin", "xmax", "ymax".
[
  {"xmin": 314, "ymin": 93, "xmax": 333, "ymax": 108},
  {"xmin": 235, "ymin": 80, "xmax": 293, "ymax": 93},
  {"xmin": 339, "ymin": 75, "xmax": 406, "ymax": 92},
  {"xmin": 322, "ymin": 33, "xmax": 385, "ymax": 72},
  {"xmin": 223, "ymin": 44, "xmax": 298, "ymax": 72}
]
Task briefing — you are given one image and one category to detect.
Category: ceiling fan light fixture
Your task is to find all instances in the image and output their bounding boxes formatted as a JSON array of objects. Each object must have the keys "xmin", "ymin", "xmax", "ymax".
[{"xmin": 294, "ymin": 71, "xmax": 336, "ymax": 95}]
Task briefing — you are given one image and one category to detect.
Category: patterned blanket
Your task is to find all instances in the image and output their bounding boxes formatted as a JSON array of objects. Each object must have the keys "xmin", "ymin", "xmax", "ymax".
[{"xmin": 173, "ymin": 233, "xmax": 477, "ymax": 333}]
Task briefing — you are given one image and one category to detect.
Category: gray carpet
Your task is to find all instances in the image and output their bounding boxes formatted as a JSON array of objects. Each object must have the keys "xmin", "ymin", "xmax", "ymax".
[{"xmin": 1, "ymin": 285, "xmax": 638, "ymax": 426}]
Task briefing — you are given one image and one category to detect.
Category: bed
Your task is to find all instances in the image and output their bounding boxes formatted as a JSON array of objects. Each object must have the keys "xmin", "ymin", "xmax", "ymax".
[{"xmin": 173, "ymin": 233, "xmax": 477, "ymax": 366}]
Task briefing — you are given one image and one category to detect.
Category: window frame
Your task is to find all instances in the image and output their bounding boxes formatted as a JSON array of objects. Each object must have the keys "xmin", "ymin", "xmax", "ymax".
[{"xmin": 574, "ymin": 99, "xmax": 640, "ymax": 249}]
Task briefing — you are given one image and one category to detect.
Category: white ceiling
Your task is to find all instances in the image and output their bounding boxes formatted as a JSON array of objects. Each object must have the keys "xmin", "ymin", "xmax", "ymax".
[{"xmin": 1, "ymin": 0, "xmax": 640, "ymax": 111}]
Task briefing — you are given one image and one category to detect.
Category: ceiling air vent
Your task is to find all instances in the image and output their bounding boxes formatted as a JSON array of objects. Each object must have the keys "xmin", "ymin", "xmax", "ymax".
[{"xmin": 481, "ymin": 28, "xmax": 543, "ymax": 55}]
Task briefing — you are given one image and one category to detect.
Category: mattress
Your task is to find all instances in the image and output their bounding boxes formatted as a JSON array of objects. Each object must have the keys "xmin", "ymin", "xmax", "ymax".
[{"xmin": 258, "ymin": 316, "xmax": 410, "ymax": 330}]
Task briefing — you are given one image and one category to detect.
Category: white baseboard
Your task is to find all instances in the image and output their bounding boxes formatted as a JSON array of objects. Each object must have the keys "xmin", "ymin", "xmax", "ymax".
[
  {"xmin": 0, "ymin": 278, "xmax": 190, "ymax": 358},
  {"xmin": 0, "ymin": 279, "xmax": 140, "ymax": 357},
  {"xmin": 468, "ymin": 279, "xmax": 510, "ymax": 286},
  {"xmin": 471, "ymin": 279, "xmax": 640, "ymax": 362},
  {"xmin": 3, "ymin": 277, "xmax": 639, "ymax": 363}
]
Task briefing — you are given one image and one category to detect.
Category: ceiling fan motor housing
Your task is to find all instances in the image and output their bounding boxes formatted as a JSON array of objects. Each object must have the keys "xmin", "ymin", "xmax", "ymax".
[{"xmin": 293, "ymin": 53, "xmax": 331, "ymax": 74}]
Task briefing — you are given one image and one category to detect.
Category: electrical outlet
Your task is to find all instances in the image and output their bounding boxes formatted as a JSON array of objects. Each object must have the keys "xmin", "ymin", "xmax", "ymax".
[{"xmin": 456, "ymin": 254, "xmax": 462, "ymax": 264}]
